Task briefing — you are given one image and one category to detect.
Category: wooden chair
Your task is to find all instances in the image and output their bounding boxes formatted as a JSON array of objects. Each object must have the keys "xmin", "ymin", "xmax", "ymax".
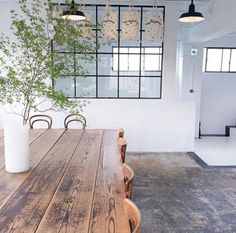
[
  {"xmin": 118, "ymin": 137, "xmax": 127, "ymax": 163},
  {"xmin": 124, "ymin": 198, "xmax": 141, "ymax": 233},
  {"xmin": 64, "ymin": 114, "xmax": 86, "ymax": 130},
  {"xmin": 29, "ymin": 114, "xmax": 52, "ymax": 129},
  {"xmin": 122, "ymin": 163, "xmax": 134, "ymax": 199},
  {"xmin": 118, "ymin": 127, "xmax": 125, "ymax": 138}
]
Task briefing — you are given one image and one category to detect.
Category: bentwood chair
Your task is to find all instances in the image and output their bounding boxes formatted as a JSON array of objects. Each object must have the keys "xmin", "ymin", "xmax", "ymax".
[
  {"xmin": 118, "ymin": 137, "xmax": 127, "ymax": 163},
  {"xmin": 118, "ymin": 127, "xmax": 125, "ymax": 138},
  {"xmin": 64, "ymin": 114, "xmax": 86, "ymax": 130},
  {"xmin": 29, "ymin": 114, "xmax": 52, "ymax": 129},
  {"xmin": 124, "ymin": 198, "xmax": 141, "ymax": 233},
  {"xmin": 122, "ymin": 163, "xmax": 134, "ymax": 199}
]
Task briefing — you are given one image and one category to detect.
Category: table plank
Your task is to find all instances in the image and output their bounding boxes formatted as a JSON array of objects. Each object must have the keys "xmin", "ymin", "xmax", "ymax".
[
  {"xmin": 89, "ymin": 130, "xmax": 130, "ymax": 233},
  {"xmin": 36, "ymin": 129, "xmax": 104, "ymax": 233},
  {"xmin": 0, "ymin": 129, "xmax": 65, "ymax": 209},
  {"xmin": 0, "ymin": 129, "xmax": 84, "ymax": 233},
  {"xmin": 0, "ymin": 129, "xmax": 46, "ymax": 170}
]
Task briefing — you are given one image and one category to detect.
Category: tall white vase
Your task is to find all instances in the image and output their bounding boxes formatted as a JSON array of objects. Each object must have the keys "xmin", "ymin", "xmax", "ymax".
[{"xmin": 4, "ymin": 118, "xmax": 29, "ymax": 173}]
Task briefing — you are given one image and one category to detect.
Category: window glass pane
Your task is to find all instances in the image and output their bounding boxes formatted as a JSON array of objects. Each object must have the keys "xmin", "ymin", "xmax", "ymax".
[
  {"xmin": 76, "ymin": 77, "xmax": 96, "ymax": 97},
  {"xmin": 97, "ymin": 6, "xmax": 118, "ymax": 52},
  {"xmin": 98, "ymin": 54, "xmax": 116, "ymax": 75},
  {"xmin": 141, "ymin": 71, "xmax": 161, "ymax": 76},
  {"xmin": 206, "ymin": 49, "xmax": 222, "ymax": 72},
  {"xmin": 230, "ymin": 50, "xmax": 236, "ymax": 72},
  {"xmin": 113, "ymin": 47, "xmax": 119, "ymax": 53},
  {"xmin": 98, "ymin": 77, "xmax": 117, "ymax": 97},
  {"xmin": 119, "ymin": 77, "xmax": 139, "ymax": 97},
  {"xmin": 129, "ymin": 48, "xmax": 140, "ymax": 54},
  {"xmin": 54, "ymin": 54, "xmax": 75, "ymax": 75},
  {"xmin": 113, "ymin": 54, "xmax": 118, "ymax": 71},
  {"xmin": 145, "ymin": 47, "xmax": 160, "ymax": 54},
  {"xmin": 76, "ymin": 55, "xmax": 96, "ymax": 76},
  {"xmin": 144, "ymin": 55, "xmax": 161, "ymax": 71},
  {"xmin": 129, "ymin": 54, "xmax": 140, "ymax": 71},
  {"xmin": 120, "ymin": 54, "xmax": 129, "ymax": 71},
  {"xmin": 120, "ymin": 48, "xmax": 129, "ymax": 54},
  {"xmin": 55, "ymin": 77, "xmax": 74, "ymax": 97},
  {"xmin": 141, "ymin": 77, "xmax": 161, "ymax": 98},
  {"xmin": 221, "ymin": 49, "xmax": 231, "ymax": 72}
]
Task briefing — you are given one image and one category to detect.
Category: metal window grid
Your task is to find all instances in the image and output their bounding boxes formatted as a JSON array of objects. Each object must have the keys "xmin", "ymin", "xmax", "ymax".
[{"xmin": 52, "ymin": 3, "xmax": 165, "ymax": 99}]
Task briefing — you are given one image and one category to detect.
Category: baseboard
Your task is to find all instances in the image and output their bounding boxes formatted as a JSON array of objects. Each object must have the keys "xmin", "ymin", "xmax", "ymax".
[
  {"xmin": 200, "ymin": 134, "xmax": 226, "ymax": 137},
  {"xmin": 188, "ymin": 152, "xmax": 236, "ymax": 168}
]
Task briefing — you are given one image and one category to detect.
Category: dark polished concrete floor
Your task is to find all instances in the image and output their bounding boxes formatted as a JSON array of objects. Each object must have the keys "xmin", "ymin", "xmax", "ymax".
[{"xmin": 126, "ymin": 153, "xmax": 236, "ymax": 233}]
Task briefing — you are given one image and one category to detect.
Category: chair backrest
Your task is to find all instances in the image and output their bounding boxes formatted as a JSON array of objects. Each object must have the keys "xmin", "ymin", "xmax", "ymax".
[
  {"xmin": 118, "ymin": 127, "xmax": 125, "ymax": 138},
  {"xmin": 122, "ymin": 163, "xmax": 134, "ymax": 199},
  {"xmin": 124, "ymin": 198, "xmax": 141, "ymax": 233},
  {"xmin": 118, "ymin": 137, "xmax": 127, "ymax": 163},
  {"xmin": 29, "ymin": 115, "xmax": 52, "ymax": 129},
  {"xmin": 64, "ymin": 114, "xmax": 86, "ymax": 130}
]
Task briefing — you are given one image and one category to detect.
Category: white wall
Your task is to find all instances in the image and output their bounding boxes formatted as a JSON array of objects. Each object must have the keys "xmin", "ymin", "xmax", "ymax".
[
  {"xmin": 199, "ymin": 35, "xmax": 236, "ymax": 135},
  {"xmin": 189, "ymin": 0, "xmax": 236, "ymax": 42},
  {"xmin": 0, "ymin": 1, "xmax": 196, "ymax": 152},
  {"xmin": 178, "ymin": 43, "xmax": 204, "ymax": 138},
  {"xmin": 201, "ymin": 73, "xmax": 236, "ymax": 135},
  {"xmin": 180, "ymin": 34, "xmax": 236, "ymax": 135},
  {"xmin": 179, "ymin": 0, "xmax": 236, "ymax": 136}
]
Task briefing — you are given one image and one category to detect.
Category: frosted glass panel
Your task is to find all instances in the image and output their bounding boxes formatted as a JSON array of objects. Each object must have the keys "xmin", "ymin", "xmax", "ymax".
[
  {"xmin": 98, "ymin": 54, "xmax": 117, "ymax": 75},
  {"xmin": 76, "ymin": 77, "xmax": 96, "ymax": 97},
  {"xmin": 141, "ymin": 77, "xmax": 161, "ymax": 98},
  {"xmin": 77, "ymin": 55, "xmax": 96, "ymax": 76},
  {"xmin": 98, "ymin": 77, "xmax": 117, "ymax": 97},
  {"xmin": 119, "ymin": 77, "xmax": 139, "ymax": 97},
  {"xmin": 55, "ymin": 77, "xmax": 74, "ymax": 97}
]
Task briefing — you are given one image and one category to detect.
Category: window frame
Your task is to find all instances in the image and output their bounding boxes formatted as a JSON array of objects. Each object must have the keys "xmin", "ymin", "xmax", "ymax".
[
  {"xmin": 112, "ymin": 46, "xmax": 163, "ymax": 73},
  {"xmin": 52, "ymin": 4, "xmax": 165, "ymax": 99},
  {"xmin": 204, "ymin": 47, "xmax": 236, "ymax": 73}
]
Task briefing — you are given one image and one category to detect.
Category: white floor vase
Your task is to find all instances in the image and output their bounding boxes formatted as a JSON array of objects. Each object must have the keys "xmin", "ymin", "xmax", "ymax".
[{"xmin": 4, "ymin": 120, "xmax": 29, "ymax": 173}]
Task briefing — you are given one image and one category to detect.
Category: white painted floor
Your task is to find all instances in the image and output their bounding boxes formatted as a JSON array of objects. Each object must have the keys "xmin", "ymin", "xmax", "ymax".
[{"xmin": 194, "ymin": 136, "xmax": 236, "ymax": 166}]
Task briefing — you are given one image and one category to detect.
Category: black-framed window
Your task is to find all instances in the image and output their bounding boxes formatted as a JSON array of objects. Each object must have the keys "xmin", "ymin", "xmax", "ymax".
[
  {"xmin": 204, "ymin": 48, "xmax": 236, "ymax": 73},
  {"xmin": 53, "ymin": 4, "xmax": 165, "ymax": 99},
  {"xmin": 112, "ymin": 47, "xmax": 162, "ymax": 72}
]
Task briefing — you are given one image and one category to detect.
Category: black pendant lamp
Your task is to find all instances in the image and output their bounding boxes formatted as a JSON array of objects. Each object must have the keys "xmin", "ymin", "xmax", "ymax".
[
  {"xmin": 179, "ymin": 0, "xmax": 204, "ymax": 23},
  {"xmin": 61, "ymin": 0, "xmax": 86, "ymax": 21}
]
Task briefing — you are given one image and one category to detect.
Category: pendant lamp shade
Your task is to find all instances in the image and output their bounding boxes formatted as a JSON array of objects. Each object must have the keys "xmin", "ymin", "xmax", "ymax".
[
  {"xmin": 61, "ymin": 0, "xmax": 86, "ymax": 21},
  {"xmin": 179, "ymin": 0, "xmax": 204, "ymax": 23}
]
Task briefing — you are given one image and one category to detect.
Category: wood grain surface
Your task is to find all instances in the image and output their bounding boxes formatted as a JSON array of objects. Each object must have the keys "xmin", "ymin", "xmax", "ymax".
[
  {"xmin": 0, "ymin": 129, "xmax": 64, "ymax": 209},
  {"xmin": 0, "ymin": 129, "xmax": 130, "ymax": 233},
  {"xmin": 89, "ymin": 130, "xmax": 130, "ymax": 233}
]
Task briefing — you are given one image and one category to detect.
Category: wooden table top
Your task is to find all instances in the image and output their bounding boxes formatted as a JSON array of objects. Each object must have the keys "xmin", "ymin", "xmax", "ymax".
[{"xmin": 0, "ymin": 129, "xmax": 131, "ymax": 233}]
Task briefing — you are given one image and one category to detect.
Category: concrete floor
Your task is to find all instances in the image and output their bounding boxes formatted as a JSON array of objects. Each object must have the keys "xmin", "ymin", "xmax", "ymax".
[{"xmin": 126, "ymin": 152, "xmax": 236, "ymax": 233}]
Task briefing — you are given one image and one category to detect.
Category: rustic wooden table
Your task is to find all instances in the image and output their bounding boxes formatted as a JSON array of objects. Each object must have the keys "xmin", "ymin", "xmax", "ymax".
[{"xmin": 0, "ymin": 129, "xmax": 130, "ymax": 233}]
